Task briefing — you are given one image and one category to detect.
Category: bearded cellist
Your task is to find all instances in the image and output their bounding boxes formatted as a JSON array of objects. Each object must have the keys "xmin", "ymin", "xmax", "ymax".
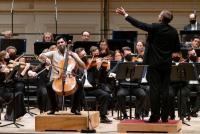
[{"xmin": 39, "ymin": 35, "xmax": 85, "ymax": 115}]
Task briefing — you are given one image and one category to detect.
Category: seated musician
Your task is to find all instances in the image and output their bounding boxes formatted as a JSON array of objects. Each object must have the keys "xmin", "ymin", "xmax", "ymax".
[
  {"xmin": 185, "ymin": 49, "xmax": 200, "ymax": 117},
  {"xmin": 183, "ymin": 36, "xmax": 200, "ymax": 48},
  {"xmin": 28, "ymin": 48, "xmax": 52, "ymax": 113},
  {"xmin": 109, "ymin": 46, "xmax": 147, "ymax": 120},
  {"xmin": 39, "ymin": 35, "xmax": 85, "ymax": 115},
  {"xmin": 169, "ymin": 52, "xmax": 190, "ymax": 120},
  {"xmin": 77, "ymin": 46, "xmax": 112, "ymax": 123},
  {"xmin": 135, "ymin": 40, "xmax": 145, "ymax": 59},
  {"xmin": 99, "ymin": 39, "xmax": 114, "ymax": 59},
  {"xmin": 113, "ymin": 50, "xmax": 123, "ymax": 61},
  {"xmin": 0, "ymin": 50, "xmax": 26, "ymax": 121},
  {"xmin": 1, "ymin": 30, "xmax": 13, "ymax": 39},
  {"xmin": 5, "ymin": 46, "xmax": 17, "ymax": 60},
  {"xmin": 81, "ymin": 31, "xmax": 90, "ymax": 41},
  {"xmin": 42, "ymin": 32, "xmax": 54, "ymax": 42}
]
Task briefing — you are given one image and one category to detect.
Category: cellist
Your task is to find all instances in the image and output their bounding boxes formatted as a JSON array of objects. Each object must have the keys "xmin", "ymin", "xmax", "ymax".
[{"xmin": 39, "ymin": 35, "xmax": 86, "ymax": 115}]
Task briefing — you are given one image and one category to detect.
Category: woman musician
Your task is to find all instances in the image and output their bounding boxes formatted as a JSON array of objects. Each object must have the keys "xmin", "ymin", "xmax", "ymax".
[{"xmin": 0, "ymin": 50, "xmax": 26, "ymax": 121}]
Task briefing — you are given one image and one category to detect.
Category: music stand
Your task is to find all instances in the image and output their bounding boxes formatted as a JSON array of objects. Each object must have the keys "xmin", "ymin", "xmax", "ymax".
[
  {"xmin": 73, "ymin": 41, "xmax": 98, "ymax": 54},
  {"xmin": 171, "ymin": 63, "xmax": 197, "ymax": 126},
  {"xmin": 0, "ymin": 65, "xmax": 24, "ymax": 128},
  {"xmin": 179, "ymin": 30, "xmax": 200, "ymax": 43},
  {"xmin": 81, "ymin": 73, "xmax": 96, "ymax": 133},
  {"xmin": 0, "ymin": 38, "xmax": 26, "ymax": 55},
  {"xmin": 34, "ymin": 42, "xmax": 56, "ymax": 55}
]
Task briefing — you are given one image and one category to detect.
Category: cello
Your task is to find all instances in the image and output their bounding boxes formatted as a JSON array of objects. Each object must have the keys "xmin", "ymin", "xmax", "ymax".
[{"xmin": 52, "ymin": 48, "xmax": 77, "ymax": 96}]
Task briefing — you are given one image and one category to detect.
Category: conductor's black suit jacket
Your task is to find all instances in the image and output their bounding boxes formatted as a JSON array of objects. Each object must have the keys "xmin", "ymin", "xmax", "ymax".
[{"xmin": 125, "ymin": 16, "xmax": 180, "ymax": 69}]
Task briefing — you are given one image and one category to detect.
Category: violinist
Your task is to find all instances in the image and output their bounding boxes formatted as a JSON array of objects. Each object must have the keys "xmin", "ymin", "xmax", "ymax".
[
  {"xmin": 42, "ymin": 32, "xmax": 54, "ymax": 43},
  {"xmin": 28, "ymin": 48, "xmax": 54, "ymax": 113},
  {"xmin": 113, "ymin": 50, "xmax": 123, "ymax": 61},
  {"xmin": 0, "ymin": 50, "xmax": 26, "ymax": 121},
  {"xmin": 39, "ymin": 35, "xmax": 85, "ymax": 115},
  {"xmin": 82, "ymin": 46, "xmax": 112, "ymax": 123},
  {"xmin": 99, "ymin": 39, "xmax": 114, "ymax": 60},
  {"xmin": 6, "ymin": 46, "xmax": 17, "ymax": 61},
  {"xmin": 135, "ymin": 40, "xmax": 145, "ymax": 59}
]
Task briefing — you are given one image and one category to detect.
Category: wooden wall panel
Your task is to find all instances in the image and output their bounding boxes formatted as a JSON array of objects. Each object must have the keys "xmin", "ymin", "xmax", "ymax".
[{"xmin": 0, "ymin": 0, "xmax": 199, "ymax": 53}]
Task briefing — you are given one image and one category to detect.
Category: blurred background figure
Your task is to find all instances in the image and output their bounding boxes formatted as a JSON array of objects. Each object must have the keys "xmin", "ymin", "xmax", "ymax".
[
  {"xmin": 184, "ymin": 13, "xmax": 200, "ymax": 31},
  {"xmin": 81, "ymin": 31, "xmax": 90, "ymax": 41},
  {"xmin": 1, "ymin": 30, "xmax": 13, "ymax": 39},
  {"xmin": 42, "ymin": 32, "xmax": 54, "ymax": 42}
]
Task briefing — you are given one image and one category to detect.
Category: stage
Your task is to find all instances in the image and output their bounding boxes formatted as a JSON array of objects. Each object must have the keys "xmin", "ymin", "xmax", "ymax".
[{"xmin": 0, "ymin": 108, "xmax": 200, "ymax": 133}]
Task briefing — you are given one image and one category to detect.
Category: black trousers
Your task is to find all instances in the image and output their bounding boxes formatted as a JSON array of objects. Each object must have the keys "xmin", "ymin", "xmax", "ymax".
[
  {"xmin": 169, "ymin": 83, "xmax": 190, "ymax": 118},
  {"xmin": 187, "ymin": 84, "xmax": 200, "ymax": 114},
  {"xmin": 37, "ymin": 85, "xmax": 50, "ymax": 112},
  {"xmin": 147, "ymin": 67, "xmax": 171, "ymax": 120},
  {"xmin": 0, "ymin": 86, "xmax": 26, "ymax": 121},
  {"xmin": 46, "ymin": 81, "xmax": 82, "ymax": 111},
  {"xmin": 85, "ymin": 87, "xmax": 110, "ymax": 118},
  {"xmin": 117, "ymin": 84, "xmax": 146, "ymax": 117}
]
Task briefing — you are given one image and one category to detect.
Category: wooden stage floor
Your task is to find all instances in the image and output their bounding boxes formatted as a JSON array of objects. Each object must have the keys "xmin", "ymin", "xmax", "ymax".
[{"xmin": 0, "ymin": 108, "xmax": 200, "ymax": 134}]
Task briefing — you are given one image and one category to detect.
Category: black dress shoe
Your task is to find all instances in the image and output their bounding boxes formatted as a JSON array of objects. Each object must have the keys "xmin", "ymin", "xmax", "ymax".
[
  {"xmin": 147, "ymin": 116, "xmax": 159, "ymax": 123},
  {"xmin": 47, "ymin": 110, "xmax": 55, "ymax": 115},
  {"xmin": 71, "ymin": 109, "xmax": 81, "ymax": 115},
  {"xmin": 162, "ymin": 119, "xmax": 168, "ymax": 123},
  {"xmin": 100, "ymin": 116, "xmax": 112, "ymax": 123}
]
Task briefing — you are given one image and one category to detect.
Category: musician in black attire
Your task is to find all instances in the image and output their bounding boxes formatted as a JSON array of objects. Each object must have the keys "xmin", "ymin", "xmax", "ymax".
[
  {"xmin": 116, "ymin": 8, "xmax": 180, "ymax": 122},
  {"xmin": 109, "ymin": 47, "xmax": 147, "ymax": 119},
  {"xmin": 99, "ymin": 39, "xmax": 114, "ymax": 59},
  {"xmin": 0, "ymin": 51, "xmax": 26, "ymax": 121},
  {"xmin": 185, "ymin": 49, "xmax": 200, "ymax": 117},
  {"xmin": 28, "ymin": 62, "xmax": 51, "ymax": 113},
  {"xmin": 83, "ymin": 46, "xmax": 112, "ymax": 123}
]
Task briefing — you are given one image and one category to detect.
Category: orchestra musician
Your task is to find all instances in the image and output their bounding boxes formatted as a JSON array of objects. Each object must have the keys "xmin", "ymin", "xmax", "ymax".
[
  {"xmin": 42, "ymin": 32, "xmax": 54, "ymax": 42},
  {"xmin": 28, "ymin": 48, "xmax": 51, "ymax": 113},
  {"xmin": 185, "ymin": 49, "xmax": 200, "ymax": 117},
  {"xmin": 81, "ymin": 31, "xmax": 90, "ymax": 41},
  {"xmin": 78, "ymin": 46, "xmax": 112, "ymax": 123},
  {"xmin": 116, "ymin": 7, "xmax": 180, "ymax": 122},
  {"xmin": 168, "ymin": 52, "xmax": 190, "ymax": 120},
  {"xmin": 113, "ymin": 50, "xmax": 123, "ymax": 61},
  {"xmin": 6, "ymin": 46, "xmax": 17, "ymax": 61},
  {"xmin": 135, "ymin": 40, "xmax": 145, "ymax": 59},
  {"xmin": 0, "ymin": 50, "xmax": 26, "ymax": 121},
  {"xmin": 99, "ymin": 39, "xmax": 114, "ymax": 59},
  {"xmin": 109, "ymin": 46, "xmax": 147, "ymax": 120},
  {"xmin": 39, "ymin": 35, "xmax": 85, "ymax": 115},
  {"xmin": 184, "ymin": 13, "xmax": 200, "ymax": 31}
]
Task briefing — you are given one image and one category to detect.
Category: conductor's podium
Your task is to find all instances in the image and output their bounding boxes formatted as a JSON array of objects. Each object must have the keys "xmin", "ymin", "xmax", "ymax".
[
  {"xmin": 35, "ymin": 111, "xmax": 99, "ymax": 132},
  {"xmin": 118, "ymin": 119, "xmax": 182, "ymax": 133}
]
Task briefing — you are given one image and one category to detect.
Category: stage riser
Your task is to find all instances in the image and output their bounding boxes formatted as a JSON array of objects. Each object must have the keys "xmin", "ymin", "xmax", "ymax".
[
  {"xmin": 118, "ymin": 120, "xmax": 182, "ymax": 133},
  {"xmin": 35, "ymin": 111, "xmax": 99, "ymax": 132}
]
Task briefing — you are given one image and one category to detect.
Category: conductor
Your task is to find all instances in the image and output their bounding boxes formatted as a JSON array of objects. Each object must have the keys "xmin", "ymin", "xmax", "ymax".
[{"xmin": 116, "ymin": 7, "xmax": 180, "ymax": 122}]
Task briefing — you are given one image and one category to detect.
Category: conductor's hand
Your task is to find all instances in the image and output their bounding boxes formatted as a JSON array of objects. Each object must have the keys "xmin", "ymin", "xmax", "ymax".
[{"xmin": 115, "ymin": 7, "xmax": 127, "ymax": 16}]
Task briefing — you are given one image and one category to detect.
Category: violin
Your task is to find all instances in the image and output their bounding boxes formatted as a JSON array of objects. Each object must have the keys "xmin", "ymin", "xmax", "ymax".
[
  {"xmin": 52, "ymin": 51, "xmax": 77, "ymax": 96},
  {"xmin": 86, "ymin": 55, "xmax": 110, "ymax": 70}
]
